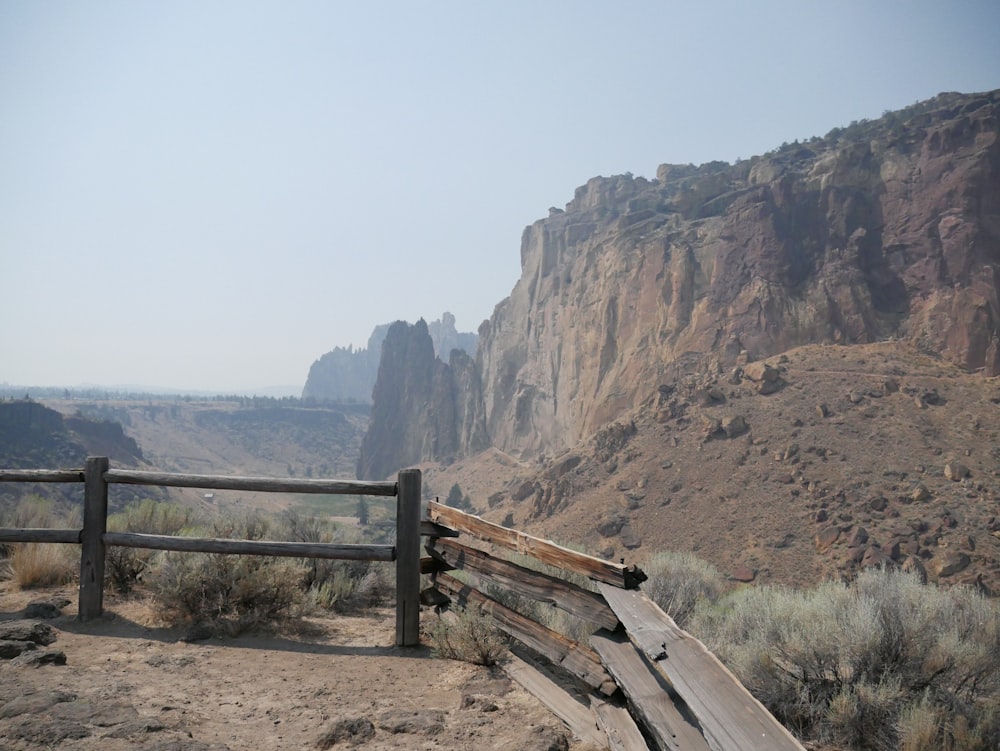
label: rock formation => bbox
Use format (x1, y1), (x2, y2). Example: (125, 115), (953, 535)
(303, 313), (478, 403)
(363, 90), (1000, 468)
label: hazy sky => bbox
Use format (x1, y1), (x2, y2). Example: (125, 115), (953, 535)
(2, 1), (998, 394)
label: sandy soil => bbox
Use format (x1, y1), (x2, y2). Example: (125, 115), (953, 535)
(0, 584), (584, 751)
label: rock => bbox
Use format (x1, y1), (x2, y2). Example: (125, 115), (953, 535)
(23, 601), (64, 619)
(901, 556), (928, 583)
(10, 649), (66, 667)
(910, 484), (931, 502)
(847, 527), (869, 547)
(4, 717), (90, 745)
(848, 391), (864, 404)
(721, 414), (748, 438)
(861, 547), (894, 569)
(597, 514), (626, 537)
(730, 565), (756, 582)
(815, 527), (840, 551)
(944, 462), (970, 481)
(0, 690), (77, 718)
(816, 403), (830, 418)
(377, 709), (445, 736)
(743, 362), (778, 382)
(933, 552), (971, 577)
(0, 620), (56, 646)
(869, 496), (888, 512)
(0, 639), (37, 660)
(619, 523), (641, 549)
(316, 718), (376, 749)
(815, 509), (829, 523)
(757, 378), (783, 395)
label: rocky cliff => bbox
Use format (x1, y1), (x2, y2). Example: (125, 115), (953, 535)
(303, 313), (478, 403)
(362, 90), (1000, 469)
(473, 90), (1000, 459)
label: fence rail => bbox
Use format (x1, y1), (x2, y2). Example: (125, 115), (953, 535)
(0, 456), (421, 646)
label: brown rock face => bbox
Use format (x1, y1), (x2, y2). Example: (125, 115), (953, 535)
(366, 91), (1000, 469)
(454, 91), (1000, 461)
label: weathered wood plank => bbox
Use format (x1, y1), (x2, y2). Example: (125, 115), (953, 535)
(419, 520), (460, 538)
(428, 538), (620, 631)
(105, 468), (397, 496)
(590, 696), (652, 751)
(435, 572), (616, 695)
(590, 629), (710, 751)
(503, 649), (608, 748)
(427, 501), (645, 588)
(102, 532), (395, 561)
(0, 528), (80, 544)
(0, 468), (84, 483)
(597, 584), (806, 751)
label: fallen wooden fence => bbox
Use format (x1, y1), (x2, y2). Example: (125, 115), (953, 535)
(424, 501), (806, 751)
(0, 457), (422, 646)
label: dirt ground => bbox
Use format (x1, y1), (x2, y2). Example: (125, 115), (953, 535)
(0, 584), (584, 751)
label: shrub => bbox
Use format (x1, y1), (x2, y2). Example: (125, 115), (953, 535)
(105, 499), (195, 594)
(430, 606), (508, 666)
(642, 550), (724, 629)
(144, 513), (306, 634)
(688, 568), (1000, 750)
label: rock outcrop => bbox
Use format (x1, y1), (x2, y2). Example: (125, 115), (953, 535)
(303, 313), (478, 403)
(356, 320), (488, 480)
(363, 90), (1000, 468)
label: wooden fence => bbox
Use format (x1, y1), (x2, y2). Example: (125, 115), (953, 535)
(0, 456), (422, 646)
(423, 501), (807, 751)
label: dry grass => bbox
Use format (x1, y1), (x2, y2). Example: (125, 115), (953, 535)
(9, 542), (76, 589)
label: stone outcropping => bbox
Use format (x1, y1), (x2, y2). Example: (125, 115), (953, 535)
(363, 90), (1000, 467)
(303, 313), (477, 403)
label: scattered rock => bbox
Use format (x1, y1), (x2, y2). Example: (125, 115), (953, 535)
(619, 524), (641, 549)
(816, 403), (830, 418)
(23, 599), (69, 619)
(11, 649), (67, 667)
(861, 547), (894, 569)
(815, 527), (840, 551)
(597, 514), (627, 538)
(377, 709), (445, 736)
(910, 484), (931, 502)
(0, 690), (76, 718)
(0, 639), (37, 660)
(730, 565), (756, 582)
(4, 717), (90, 745)
(0, 620), (57, 646)
(847, 527), (869, 547)
(743, 362), (778, 382)
(721, 414), (748, 438)
(944, 462), (970, 481)
(316, 717), (376, 749)
(933, 551), (971, 577)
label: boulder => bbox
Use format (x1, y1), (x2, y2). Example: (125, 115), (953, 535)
(933, 551), (971, 577)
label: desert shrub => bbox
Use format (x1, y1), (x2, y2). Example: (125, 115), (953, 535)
(430, 606), (508, 666)
(9, 542), (77, 589)
(278, 510), (393, 614)
(642, 550), (724, 629)
(105, 499), (196, 593)
(689, 568), (1000, 750)
(145, 512), (306, 633)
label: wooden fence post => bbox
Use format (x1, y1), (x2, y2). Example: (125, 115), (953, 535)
(79, 456), (109, 621)
(395, 468), (421, 647)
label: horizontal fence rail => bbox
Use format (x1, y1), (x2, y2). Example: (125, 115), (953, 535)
(0, 457), (422, 646)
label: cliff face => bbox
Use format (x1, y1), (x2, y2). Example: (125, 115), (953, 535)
(470, 91), (1000, 459)
(360, 91), (1000, 470)
(356, 320), (488, 480)
(303, 313), (478, 403)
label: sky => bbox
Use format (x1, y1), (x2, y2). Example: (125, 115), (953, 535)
(2, 1), (998, 395)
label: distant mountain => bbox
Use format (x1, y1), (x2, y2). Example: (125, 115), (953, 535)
(302, 312), (478, 403)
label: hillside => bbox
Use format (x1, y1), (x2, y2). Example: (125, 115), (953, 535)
(423, 342), (1000, 594)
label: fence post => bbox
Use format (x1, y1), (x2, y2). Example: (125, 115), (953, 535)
(79, 456), (109, 621)
(395, 468), (421, 647)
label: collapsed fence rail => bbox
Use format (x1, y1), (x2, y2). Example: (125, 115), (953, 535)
(0, 457), (422, 646)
